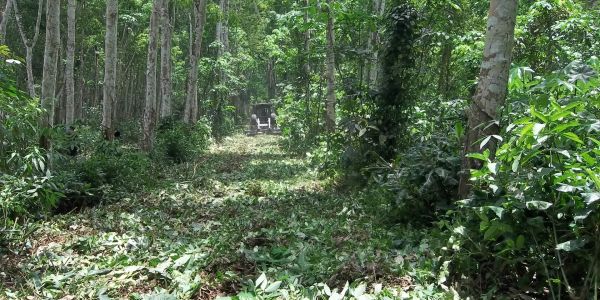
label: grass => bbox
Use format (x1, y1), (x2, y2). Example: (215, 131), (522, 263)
(0, 135), (453, 299)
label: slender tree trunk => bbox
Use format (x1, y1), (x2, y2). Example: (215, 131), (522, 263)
(438, 42), (453, 101)
(12, 0), (44, 98)
(141, 0), (162, 151)
(367, 0), (385, 90)
(183, 0), (207, 124)
(458, 0), (519, 197)
(76, 45), (84, 119)
(65, 0), (76, 125)
(267, 58), (276, 101)
(303, 0), (311, 114)
(324, 0), (336, 132)
(40, 0), (60, 149)
(0, 0), (12, 44)
(159, 0), (173, 119)
(102, 0), (118, 140)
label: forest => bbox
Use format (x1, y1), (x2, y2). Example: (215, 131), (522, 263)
(0, 0), (599, 299)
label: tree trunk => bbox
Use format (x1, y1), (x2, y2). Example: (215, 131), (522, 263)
(0, 0), (12, 45)
(183, 0), (207, 124)
(267, 58), (276, 101)
(303, 0), (311, 121)
(366, 0), (385, 90)
(12, 0), (44, 98)
(65, 0), (76, 125)
(40, 0), (60, 149)
(141, 0), (162, 151)
(458, 0), (519, 197)
(159, 0), (173, 119)
(438, 41), (453, 101)
(215, 0), (229, 56)
(102, 0), (118, 141)
(324, 0), (336, 132)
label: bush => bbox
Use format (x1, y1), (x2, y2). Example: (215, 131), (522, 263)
(374, 132), (460, 223)
(154, 118), (211, 163)
(0, 61), (63, 219)
(447, 60), (600, 298)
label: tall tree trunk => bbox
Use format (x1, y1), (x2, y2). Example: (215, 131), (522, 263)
(438, 42), (453, 101)
(366, 0), (385, 90)
(40, 0), (60, 149)
(215, 0), (229, 56)
(324, 0), (336, 132)
(267, 58), (276, 101)
(102, 0), (118, 140)
(0, 0), (12, 45)
(141, 0), (162, 151)
(458, 0), (519, 197)
(159, 0), (173, 119)
(303, 0), (311, 120)
(65, 0), (76, 125)
(76, 47), (84, 119)
(11, 0), (44, 98)
(183, 0), (207, 124)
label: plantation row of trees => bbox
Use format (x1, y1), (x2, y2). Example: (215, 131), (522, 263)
(1, 0), (599, 298)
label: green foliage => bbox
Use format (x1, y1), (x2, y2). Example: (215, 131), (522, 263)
(155, 118), (212, 163)
(376, 132), (460, 223)
(0, 63), (62, 220)
(366, 4), (420, 160)
(447, 59), (600, 298)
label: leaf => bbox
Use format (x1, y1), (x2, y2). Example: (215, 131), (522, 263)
(466, 152), (488, 161)
(557, 150), (570, 158)
(351, 283), (367, 298)
(173, 254), (191, 269)
(264, 281), (282, 293)
(530, 107), (548, 123)
(480, 136), (492, 150)
(255, 273), (267, 288)
(487, 163), (498, 175)
(526, 201), (553, 210)
(486, 206), (504, 218)
(585, 169), (600, 190)
(512, 154), (522, 172)
(562, 132), (584, 144)
(556, 239), (587, 252)
(453, 226), (466, 236)
(556, 184), (577, 193)
(142, 293), (177, 300)
(583, 193), (600, 205)
(515, 235), (525, 249)
(532, 123), (546, 137)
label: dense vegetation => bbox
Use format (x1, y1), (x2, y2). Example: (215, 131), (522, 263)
(0, 0), (599, 299)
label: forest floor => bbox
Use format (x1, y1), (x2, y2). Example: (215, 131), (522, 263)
(0, 135), (452, 300)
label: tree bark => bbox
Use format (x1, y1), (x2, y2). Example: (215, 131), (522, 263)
(102, 0), (118, 140)
(267, 58), (276, 101)
(458, 0), (519, 197)
(183, 0), (207, 124)
(40, 0), (60, 149)
(303, 0), (311, 120)
(0, 0), (12, 45)
(159, 0), (173, 119)
(11, 0), (44, 98)
(65, 0), (77, 125)
(324, 0), (336, 132)
(366, 0), (385, 90)
(141, 0), (162, 151)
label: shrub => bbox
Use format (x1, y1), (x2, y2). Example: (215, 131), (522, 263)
(0, 61), (63, 219)
(447, 60), (600, 298)
(374, 132), (460, 223)
(155, 118), (211, 163)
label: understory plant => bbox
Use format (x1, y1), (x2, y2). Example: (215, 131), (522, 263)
(447, 59), (600, 298)
(0, 57), (62, 220)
